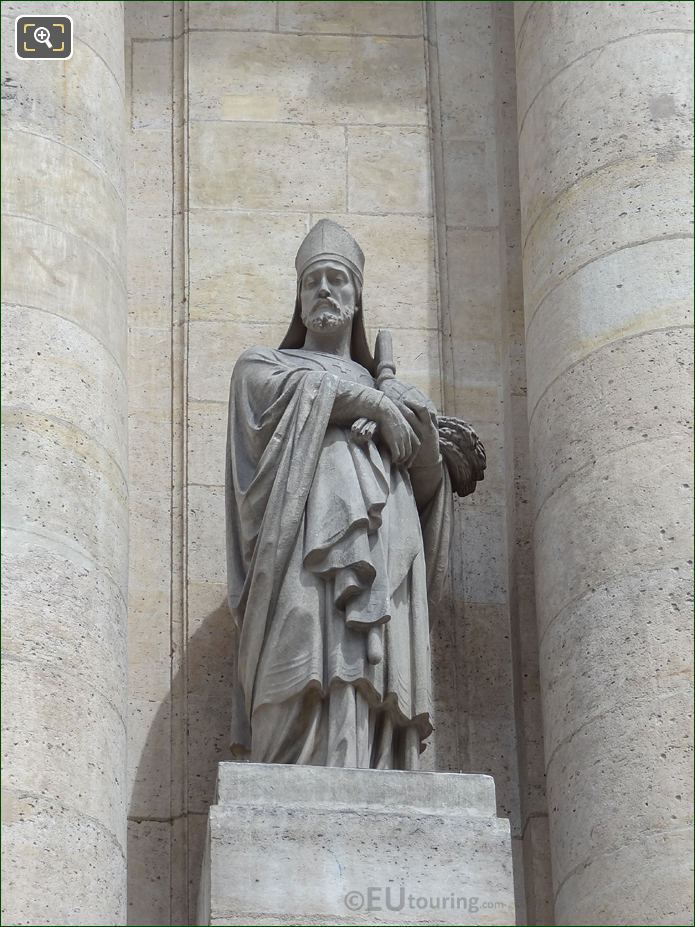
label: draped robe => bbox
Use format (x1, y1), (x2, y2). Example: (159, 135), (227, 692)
(226, 346), (452, 768)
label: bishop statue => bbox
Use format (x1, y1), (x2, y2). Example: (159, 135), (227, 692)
(225, 220), (484, 770)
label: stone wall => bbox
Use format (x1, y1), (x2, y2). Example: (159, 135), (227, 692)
(2, 2), (128, 923)
(515, 2), (694, 923)
(124, 3), (557, 923)
(125, 3), (454, 922)
(425, 4), (551, 922)
(3, 2), (691, 925)
(125, 2), (186, 923)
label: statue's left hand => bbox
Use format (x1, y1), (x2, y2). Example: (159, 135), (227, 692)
(379, 378), (437, 415)
(381, 380), (440, 469)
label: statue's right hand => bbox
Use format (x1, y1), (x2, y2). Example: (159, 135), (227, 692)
(377, 396), (420, 466)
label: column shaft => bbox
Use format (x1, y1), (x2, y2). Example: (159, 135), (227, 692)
(515, 2), (693, 923)
(1, 3), (128, 923)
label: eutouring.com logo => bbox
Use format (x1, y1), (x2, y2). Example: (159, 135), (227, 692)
(344, 887), (511, 915)
(15, 16), (73, 60)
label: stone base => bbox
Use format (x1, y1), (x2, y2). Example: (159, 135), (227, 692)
(197, 763), (515, 925)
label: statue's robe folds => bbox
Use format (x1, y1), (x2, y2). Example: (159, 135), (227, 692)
(226, 346), (452, 769)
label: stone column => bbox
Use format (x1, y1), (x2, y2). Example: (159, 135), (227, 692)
(2, 3), (128, 924)
(515, 3), (693, 924)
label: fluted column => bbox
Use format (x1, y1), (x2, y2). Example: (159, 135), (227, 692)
(515, 2), (693, 924)
(1, 3), (128, 924)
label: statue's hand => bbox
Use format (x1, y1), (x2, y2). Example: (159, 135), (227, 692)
(380, 381), (440, 470)
(376, 396), (421, 467)
(398, 397), (441, 470)
(380, 378), (437, 414)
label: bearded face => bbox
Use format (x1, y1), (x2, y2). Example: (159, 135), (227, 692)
(299, 259), (357, 333)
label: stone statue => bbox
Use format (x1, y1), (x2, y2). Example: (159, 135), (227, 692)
(226, 220), (485, 770)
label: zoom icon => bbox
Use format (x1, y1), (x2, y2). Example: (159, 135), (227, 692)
(16, 16), (73, 60)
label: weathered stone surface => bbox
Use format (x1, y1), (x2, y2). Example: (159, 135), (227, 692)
(4, 1), (125, 82)
(187, 402), (227, 487)
(189, 122), (346, 212)
(3, 790), (126, 927)
(278, 2), (423, 36)
(456, 603), (517, 826)
(444, 338), (501, 421)
(188, 210), (310, 323)
(128, 695), (172, 822)
(2, 12), (127, 924)
(456, 508), (508, 605)
(516, 1), (695, 125)
(529, 326), (693, 512)
(202, 764), (515, 926)
(4, 659), (126, 843)
(432, 2), (496, 141)
(3, 534), (126, 727)
(128, 327), (172, 414)
(125, 0), (174, 40)
(517, 815), (553, 926)
(2, 305), (127, 472)
(525, 237), (693, 412)
(131, 39), (173, 130)
(347, 127), (432, 216)
(128, 413), (171, 495)
(3, 409), (128, 594)
(128, 488), (172, 596)
(516, 5), (694, 922)
(126, 129), (173, 220)
(541, 566), (693, 768)
(2, 216), (128, 370)
(446, 229), (502, 340)
(429, 5), (547, 918)
(554, 829), (693, 927)
(1, 8), (125, 195)
(522, 151), (694, 316)
(1, 129), (126, 271)
(124, 8), (185, 921)
(188, 1), (277, 32)
(443, 139), (499, 228)
(127, 820), (171, 927)
(187, 31), (427, 125)
(188, 484), (226, 586)
(513, 2), (534, 42)
(547, 686), (692, 916)
(127, 216), (174, 327)
(519, 31), (693, 235)
(188, 320), (284, 402)
(534, 433), (692, 633)
(185, 583), (236, 815)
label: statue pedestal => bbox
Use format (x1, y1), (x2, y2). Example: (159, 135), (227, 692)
(198, 763), (515, 925)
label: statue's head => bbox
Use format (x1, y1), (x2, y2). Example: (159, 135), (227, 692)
(279, 220), (375, 374)
(299, 259), (358, 334)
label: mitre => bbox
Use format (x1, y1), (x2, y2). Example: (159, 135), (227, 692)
(294, 219), (365, 283)
(279, 220), (375, 374)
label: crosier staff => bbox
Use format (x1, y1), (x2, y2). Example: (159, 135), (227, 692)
(349, 329), (488, 665)
(350, 330), (396, 448)
(350, 330), (396, 665)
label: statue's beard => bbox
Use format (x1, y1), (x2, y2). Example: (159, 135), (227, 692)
(305, 299), (354, 331)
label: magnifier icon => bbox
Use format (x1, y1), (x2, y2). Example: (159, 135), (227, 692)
(34, 26), (52, 49)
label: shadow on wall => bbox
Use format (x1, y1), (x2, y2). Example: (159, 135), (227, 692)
(128, 594), (237, 926)
(126, 583), (495, 924)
